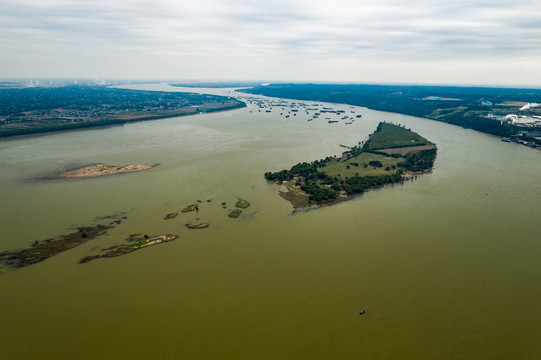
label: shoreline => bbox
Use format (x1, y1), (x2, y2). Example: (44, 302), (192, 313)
(277, 168), (431, 211)
(0, 102), (246, 139)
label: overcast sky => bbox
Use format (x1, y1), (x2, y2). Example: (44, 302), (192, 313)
(2, 0), (541, 86)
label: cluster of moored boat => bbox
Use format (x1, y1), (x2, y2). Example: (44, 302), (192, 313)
(240, 96), (362, 125)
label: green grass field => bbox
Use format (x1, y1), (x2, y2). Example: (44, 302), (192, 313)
(363, 122), (432, 150)
(322, 152), (400, 178)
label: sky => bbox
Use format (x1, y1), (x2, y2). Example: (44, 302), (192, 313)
(2, 0), (541, 86)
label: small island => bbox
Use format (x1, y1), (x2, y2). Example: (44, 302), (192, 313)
(235, 200), (250, 209)
(80, 234), (177, 263)
(54, 163), (158, 179)
(228, 209), (242, 218)
(164, 212), (178, 219)
(185, 223), (210, 229)
(0, 218), (123, 269)
(265, 122), (437, 208)
(182, 204), (198, 213)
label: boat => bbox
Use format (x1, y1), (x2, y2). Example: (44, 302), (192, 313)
(328, 120), (338, 123)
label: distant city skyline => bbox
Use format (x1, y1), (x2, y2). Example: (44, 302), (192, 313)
(2, 0), (541, 86)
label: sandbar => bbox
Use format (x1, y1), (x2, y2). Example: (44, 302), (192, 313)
(54, 163), (159, 179)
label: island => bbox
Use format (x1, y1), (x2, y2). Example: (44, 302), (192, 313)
(265, 122), (437, 208)
(228, 200), (251, 218)
(0, 217), (123, 269)
(53, 163), (159, 179)
(185, 223), (210, 229)
(164, 212), (178, 219)
(181, 204), (198, 213)
(79, 234), (177, 263)
(235, 200), (250, 208)
(228, 210), (242, 218)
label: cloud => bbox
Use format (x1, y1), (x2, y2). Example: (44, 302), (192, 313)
(1, 0), (540, 85)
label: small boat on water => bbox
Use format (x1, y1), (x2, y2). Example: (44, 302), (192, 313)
(328, 120), (338, 123)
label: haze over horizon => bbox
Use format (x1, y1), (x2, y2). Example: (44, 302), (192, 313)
(2, 0), (541, 87)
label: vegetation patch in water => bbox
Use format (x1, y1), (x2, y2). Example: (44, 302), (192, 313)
(164, 212), (178, 219)
(182, 204), (198, 213)
(228, 209), (242, 218)
(0, 219), (122, 269)
(185, 223), (209, 229)
(79, 234), (177, 263)
(235, 200), (250, 208)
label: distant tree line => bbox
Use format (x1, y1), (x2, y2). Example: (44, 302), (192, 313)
(0, 85), (245, 137)
(0, 86), (245, 117)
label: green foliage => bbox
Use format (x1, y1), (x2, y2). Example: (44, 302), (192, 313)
(398, 148), (437, 172)
(235, 200), (250, 208)
(363, 122), (431, 150)
(368, 160), (383, 168)
(182, 204), (198, 212)
(264, 161), (329, 182)
(337, 173), (403, 195)
(301, 183), (337, 202)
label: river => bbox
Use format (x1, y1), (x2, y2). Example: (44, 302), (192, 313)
(0, 84), (540, 359)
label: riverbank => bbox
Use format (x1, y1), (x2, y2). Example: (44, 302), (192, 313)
(0, 85), (246, 138)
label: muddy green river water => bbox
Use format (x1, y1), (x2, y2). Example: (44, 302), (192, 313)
(1, 84), (540, 359)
